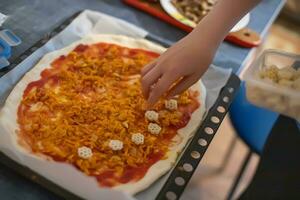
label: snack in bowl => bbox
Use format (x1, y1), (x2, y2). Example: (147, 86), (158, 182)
(171, 0), (217, 24)
(246, 59), (300, 120)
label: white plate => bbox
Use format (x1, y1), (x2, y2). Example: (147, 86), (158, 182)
(160, 0), (250, 32)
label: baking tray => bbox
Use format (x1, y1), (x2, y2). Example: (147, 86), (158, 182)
(0, 11), (240, 200)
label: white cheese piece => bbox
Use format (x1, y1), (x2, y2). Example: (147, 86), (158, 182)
(96, 87), (106, 93)
(148, 123), (161, 135)
(145, 110), (159, 121)
(29, 102), (44, 112)
(78, 146), (93, 159)
(109, 140), (123, 151)
(131, 133), (144, 145)
(122, 121), (129, 129)
(165, 99), (178, 110)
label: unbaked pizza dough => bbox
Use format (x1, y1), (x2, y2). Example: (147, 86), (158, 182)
(0, 34), (206, 195)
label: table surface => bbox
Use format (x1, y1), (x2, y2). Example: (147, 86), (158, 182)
(0, 0), (284, 199)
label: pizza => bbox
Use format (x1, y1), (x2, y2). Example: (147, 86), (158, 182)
(0, 34), (206, 194)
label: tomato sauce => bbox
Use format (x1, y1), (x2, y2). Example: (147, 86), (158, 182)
(18, 42), (201, 188)
(95, 92), (199, 187)
(74, 44), (88, 53)
(96, 151), (164, 187)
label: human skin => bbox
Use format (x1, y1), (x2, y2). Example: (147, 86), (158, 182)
(141, 0), (261, 106)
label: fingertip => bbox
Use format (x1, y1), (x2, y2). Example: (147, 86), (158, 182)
(166, 92), (177, 100)
(141, 60), (157, 76)
(147, 93), (157, 108)
(146, 102), (153, 110)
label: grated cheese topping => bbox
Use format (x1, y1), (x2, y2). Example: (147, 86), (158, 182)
(17, 42), (198, 187)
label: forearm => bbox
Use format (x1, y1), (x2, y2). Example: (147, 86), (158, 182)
(191, 0), (261, 50)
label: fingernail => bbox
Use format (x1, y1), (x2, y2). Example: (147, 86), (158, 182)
(147, 98), (154, 109)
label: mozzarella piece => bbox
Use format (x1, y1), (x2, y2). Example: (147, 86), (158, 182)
(165, 99), (178, 110)
(131, 133), (144, 145)
(29, 102), (44, 112)
(122, 121), (129, 129)
(109, 140), (123, 151)
(78, 146), (93, 159)
(148, 123), (161, 135)
(145, 110), (159, 121)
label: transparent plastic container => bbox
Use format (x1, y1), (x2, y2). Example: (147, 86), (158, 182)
(244, 49), (300, 120)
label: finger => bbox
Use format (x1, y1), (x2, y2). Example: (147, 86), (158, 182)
(141, 60), (157, 76)
(141, 66), (161, 98)
(148, 72), (180, 106)
(167, 75), (198, 98)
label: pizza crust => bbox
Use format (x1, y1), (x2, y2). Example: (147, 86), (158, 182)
(0, 34), (206, 195)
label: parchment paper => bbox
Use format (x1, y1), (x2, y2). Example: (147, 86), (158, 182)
(0, 10), (231, 200)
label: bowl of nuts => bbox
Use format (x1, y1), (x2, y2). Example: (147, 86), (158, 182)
(160, 0), (250, 32)
(244, 50), (300, 120)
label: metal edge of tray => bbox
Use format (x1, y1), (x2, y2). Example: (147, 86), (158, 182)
(156, 74), (240, 200)
(0, 10), (241, 200)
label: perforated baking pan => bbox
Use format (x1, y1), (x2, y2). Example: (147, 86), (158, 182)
(0, 11), (240, 200)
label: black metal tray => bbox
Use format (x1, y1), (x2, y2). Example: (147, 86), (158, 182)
(0, 11), (240, 200)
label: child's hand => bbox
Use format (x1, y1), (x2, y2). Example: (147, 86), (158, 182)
(141, 33), (215, 106)
(141, 0), (261, 106)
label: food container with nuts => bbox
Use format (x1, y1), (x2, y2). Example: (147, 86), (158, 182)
(244, 50), (300, 120)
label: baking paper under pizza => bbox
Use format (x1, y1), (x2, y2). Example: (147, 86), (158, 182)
(0, 34), (206, 194)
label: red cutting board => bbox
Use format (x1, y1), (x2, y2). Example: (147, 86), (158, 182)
(123, 0), (261, 48)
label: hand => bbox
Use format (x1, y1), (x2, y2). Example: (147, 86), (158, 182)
(141, 32), (216, 106)
(140, 0), (261, 107)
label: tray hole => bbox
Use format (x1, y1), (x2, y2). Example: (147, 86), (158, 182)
(31, 175), (37, 181)
(211, 116), (220, 124)
(198, 138), (208, 147)
(217, 106), (226, 113)
(191, 151), (201, 159)
(166, 191), (177, 200)
(183, 163), (194, 172)
(223, 96), (229, 103)
(175, 177), (185, 186)
(228, 87), (234, 93)
(204, 127), (214, 135)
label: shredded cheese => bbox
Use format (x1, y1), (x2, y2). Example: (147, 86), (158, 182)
(17, 42), (195, 186)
